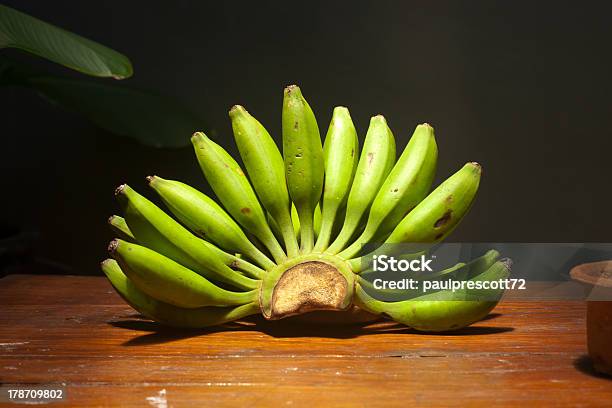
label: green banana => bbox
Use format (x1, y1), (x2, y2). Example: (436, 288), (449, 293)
(338, 123), (437, 259)
(355, 259), (510, 331)
(202, 243), (264, 280)
(326, 115), (396, 255)
(313, 106), (359, 252)
(108, 239), (258, 308)
(291, 203), (300, 237)
(313, 202), (322, 238)
(102, 259), (260, 328)
(385, 162), (482, 245)
(102, 85), (505, 331)
(282, 85), (324, 253)
(116, 184), (259, 290)
(230, 105), (299, 258)
(108, 215), (134, 241)
(289, 201), (322, 242)
(147, 176), (274, 270)
(192, 132), (286, 263)
(456, 249), (500, 280)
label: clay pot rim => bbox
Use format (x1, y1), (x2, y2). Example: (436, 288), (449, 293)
(570, 261), (612, 288)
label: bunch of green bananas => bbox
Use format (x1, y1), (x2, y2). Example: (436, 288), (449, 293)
(102, 85), (510, 332)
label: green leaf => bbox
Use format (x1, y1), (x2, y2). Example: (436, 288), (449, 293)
(0, 4), (132, 79)
(28, 76), (204, 148)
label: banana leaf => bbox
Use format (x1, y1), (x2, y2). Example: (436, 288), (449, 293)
(0, 4), (132, 79)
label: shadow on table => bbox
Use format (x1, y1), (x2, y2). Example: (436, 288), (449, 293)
(109, 312), (513, 346)
(573, 355), (612, 380)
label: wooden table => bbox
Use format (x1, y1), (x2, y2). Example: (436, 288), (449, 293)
(1, 274), (610, 407)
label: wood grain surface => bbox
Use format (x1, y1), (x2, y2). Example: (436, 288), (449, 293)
(0, 274), (610, 407)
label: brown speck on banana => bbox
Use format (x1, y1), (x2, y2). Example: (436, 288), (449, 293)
(434, 210), (452, 228)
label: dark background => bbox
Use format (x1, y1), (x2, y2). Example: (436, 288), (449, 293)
(1, 1), (611, 275)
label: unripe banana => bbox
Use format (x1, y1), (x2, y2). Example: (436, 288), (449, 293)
(282, 85), (324, 252)
(313, 202), (322, 238)
(338, 123), (437, 259)
(147, 176), (274, 270)
(291, 202), (300, 236)
(113, 200), (262, 277)
(347, 163), (482, 271)
(102, 259), (260, 328)
(204, 244), (264, 280)
(108, 239), (258, 308)
(116, 184), (259, 290)
(385, 162), (482, 245)
(458, 249), (500, 280)
(108, 215), (134, 241)
(313, 106), (359, 252)
(289, 202), (322, 242)
(230, 105), (299, 258)
(101, 85), (499, 331)
(355, 259), (510, 331)
(326, 115), (396, 255)
(191, 132), (286, 263)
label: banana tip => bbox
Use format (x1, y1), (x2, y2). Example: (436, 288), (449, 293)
(371, 114), (386, 123)
(191, 131), (207, 143)
(469, 162), (482, 173)
(145, 175), (156, 185)
(229, 105), (245, 116)
(284, 84), (300, 95)
(419, 122), (434, 131)
(107, 239), (119, 254)
(114, 184), (126, 196)
(107, 215), (116, 224)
